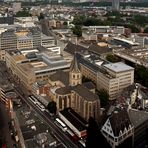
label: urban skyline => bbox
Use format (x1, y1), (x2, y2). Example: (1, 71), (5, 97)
(0, 1), (148, 148)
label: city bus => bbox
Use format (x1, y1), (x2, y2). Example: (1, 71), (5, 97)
(36, 102), (45, 112)
(28, 96), (38, 104)
(54, 118), (67, 132)
(29, 96), (45, 111)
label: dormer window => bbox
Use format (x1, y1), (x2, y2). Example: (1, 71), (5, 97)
(119, 130), (122, 136)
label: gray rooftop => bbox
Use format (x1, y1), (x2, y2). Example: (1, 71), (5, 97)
(74, 85), (100, 102)
(104, 62), (134, 73)
(129, 109), (148, 128)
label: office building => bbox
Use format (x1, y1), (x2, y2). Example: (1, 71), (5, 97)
(112, 0), (120, 11)
(71, 53), (134, 100)
(5, 48), (70, 90)
(97, 62), (134, 100)
(0, 30), (17, 50)
(30, 27), (41, 48)
(17, 35), (33, 49)
(41, 34), (55, 47)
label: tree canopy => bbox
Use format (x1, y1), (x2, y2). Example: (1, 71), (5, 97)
(15, 10), (31, 17)
(135, 65), (148, 88)
(144, 27), (148, 33)
(97, 89), (109, 107)
(38, 13), (45, 21)
(72, 25), (82, 37)
(134, 15), (148, 27)
(106, 54), (121, 63)
(124, 24), (140, 33)
(47, 101), (57, 115)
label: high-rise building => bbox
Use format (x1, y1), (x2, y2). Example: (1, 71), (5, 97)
(112, 0), (120, 11)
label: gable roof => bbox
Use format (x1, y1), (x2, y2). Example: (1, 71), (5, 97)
(59, 107), (88, 132)
(49, 70), (69, 86)
(82, 82), (95, 90)
(55, 86), (71, 95)
(109, 109), (132, 137)
(70, 53), (81, 73)
(88, 44), (112, 55)
(64, 42), (87, 55)
(74, 84), (100, 102)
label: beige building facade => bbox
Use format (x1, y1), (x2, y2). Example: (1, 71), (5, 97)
(97, 62), (134, 100)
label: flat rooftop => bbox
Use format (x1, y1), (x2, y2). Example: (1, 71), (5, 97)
(14, 103), (57, 147)
(59, 108), (88, 131)
(129, 109), (148, 128)
(18, 63), (34, 74)
(104, 62), (134, 73)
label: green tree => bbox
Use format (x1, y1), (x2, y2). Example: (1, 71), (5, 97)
(47, 101), (57, 114)
(134, 15), (148, 26)
(63, 21), (67, 26)
(38, 13), (44, 21)
(98, 89), (109, 106)
(106, 54), (120, 63)
(82, 76), (91, 83)
(72, 25), (82, 37)
(15, 10), (30, 17)
(144, 27), (148, 33)
(83, 18), (103, 26)
(135, 65), (148, 87)
(72, 15), (86, 25)
(124, 24), (140, 33)
(105, 11), (121, 17)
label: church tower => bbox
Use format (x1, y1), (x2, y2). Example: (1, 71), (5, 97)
(69, 53), (82, 86)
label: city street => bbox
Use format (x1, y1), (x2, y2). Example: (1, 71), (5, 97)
(1, 61), (78, 148)
(14, 89), (78, 148)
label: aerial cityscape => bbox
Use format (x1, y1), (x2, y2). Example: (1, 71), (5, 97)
(0, 0), (148, 148)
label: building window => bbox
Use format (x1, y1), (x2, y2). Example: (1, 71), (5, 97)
(73, 75), (75, 78)
(59, 96), (62, 109)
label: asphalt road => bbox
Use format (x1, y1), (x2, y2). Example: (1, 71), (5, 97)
(15, 90), (78, 148)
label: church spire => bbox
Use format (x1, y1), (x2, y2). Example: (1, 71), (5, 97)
(70, 52), (80, 73)
(69, 53), (82, 86)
